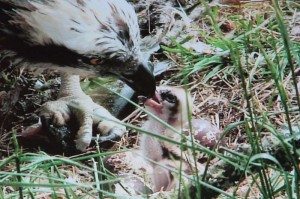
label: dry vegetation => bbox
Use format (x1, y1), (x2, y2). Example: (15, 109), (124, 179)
(1, 0), (300, 198)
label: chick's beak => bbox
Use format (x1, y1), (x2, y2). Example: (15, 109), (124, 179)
(139, 91), (163, 114)
(120, 63), (156, 98)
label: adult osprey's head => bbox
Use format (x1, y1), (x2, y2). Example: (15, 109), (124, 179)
(0, 0), (156, 97)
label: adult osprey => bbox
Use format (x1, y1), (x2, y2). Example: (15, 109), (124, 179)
(0, 0), (156, 151)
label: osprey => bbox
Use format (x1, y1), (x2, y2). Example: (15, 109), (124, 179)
(0, 0), (156, 151)
(141, 86), (205, 192)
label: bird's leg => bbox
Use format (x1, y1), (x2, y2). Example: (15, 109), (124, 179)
(58, 73), (86, 98)
(39, 73), (126, 152)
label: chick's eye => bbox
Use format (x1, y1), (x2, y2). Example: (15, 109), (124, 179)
(161, 90), (177, 103)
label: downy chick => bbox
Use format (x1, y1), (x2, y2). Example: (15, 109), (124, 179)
(141, 86), (203, 192)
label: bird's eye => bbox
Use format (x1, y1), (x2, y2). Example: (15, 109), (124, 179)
(89, 58), (103, 65)
(161, 90), (177, 104)
(81, 57), (103, 65)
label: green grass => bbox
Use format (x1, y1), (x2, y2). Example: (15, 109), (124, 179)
(2, 0), (300, 198)
(158, 0), (300, 198)
(0, 142), (122, 198)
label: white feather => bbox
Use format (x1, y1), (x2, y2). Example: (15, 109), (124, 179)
(17, 0), (140, 59)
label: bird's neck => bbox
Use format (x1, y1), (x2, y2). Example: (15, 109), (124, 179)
(147, 116), (186, 132)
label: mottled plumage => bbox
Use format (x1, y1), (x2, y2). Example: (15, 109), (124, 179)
(0, 0), (155, 94)
(0, 0), (156, 151)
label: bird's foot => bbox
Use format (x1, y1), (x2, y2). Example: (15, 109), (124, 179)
(24, 94), (126, 152)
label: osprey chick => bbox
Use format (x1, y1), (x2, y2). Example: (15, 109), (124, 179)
(0, 0), (156, 151)
(141, 86), (204, 192)
(141, 86), (223, 192)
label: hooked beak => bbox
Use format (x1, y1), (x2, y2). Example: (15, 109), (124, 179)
(120, 63), (156, 98)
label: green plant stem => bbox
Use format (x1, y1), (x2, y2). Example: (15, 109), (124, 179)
(12, 133), (23, 198)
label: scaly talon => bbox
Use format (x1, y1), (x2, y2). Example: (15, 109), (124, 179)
(37, 75), (127, 152)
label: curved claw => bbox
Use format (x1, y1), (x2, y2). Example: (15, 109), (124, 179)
(92, 127), (125, 143)
(37, 97), (127, 152)
(31, 73), (129, 152)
